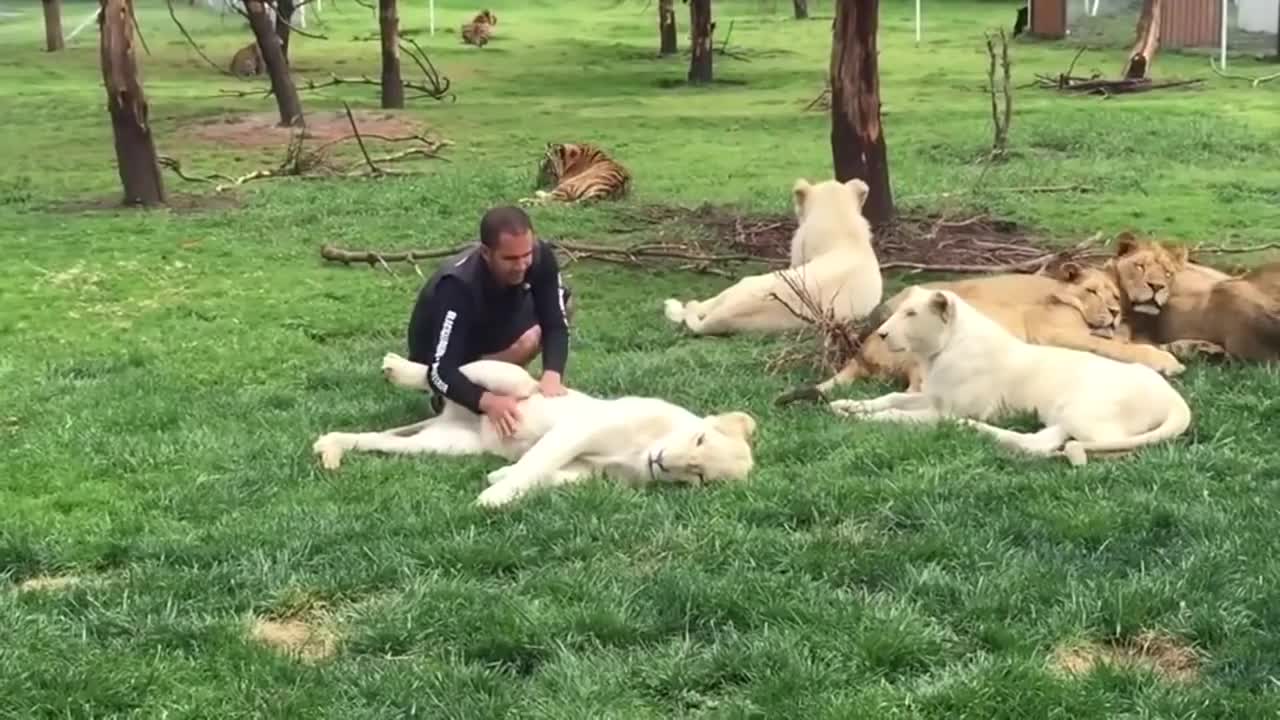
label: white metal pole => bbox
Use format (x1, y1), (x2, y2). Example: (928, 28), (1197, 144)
(915, 0), (921, 44)
(430, 0), (435, 35)
(1220, 0), (1228, 69)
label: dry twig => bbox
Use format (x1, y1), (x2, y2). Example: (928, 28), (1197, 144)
(167, 0), (235, 77)
(1208, 57), (1280, 87)
(984, 28), (1012, 159)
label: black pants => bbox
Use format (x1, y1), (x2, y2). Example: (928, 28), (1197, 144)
(407, 285), (573, 409)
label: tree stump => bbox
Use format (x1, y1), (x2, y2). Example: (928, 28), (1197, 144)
(688, 0), (713, 84)
(43, 0), (64, 51)
(659, 0), (678, 55)
(98, 0), (165, 206)
(794, 0), (808, 20)
(379, 0), (404, 108)
(829, 0), (894, 227)
(1123, 0), (1162, 80)
(244, 0), (303, 127)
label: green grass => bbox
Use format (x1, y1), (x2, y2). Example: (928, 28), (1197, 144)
(4, 0), (1280, 716)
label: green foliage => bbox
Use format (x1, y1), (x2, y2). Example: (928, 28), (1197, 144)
(3, 0), (1280, 716)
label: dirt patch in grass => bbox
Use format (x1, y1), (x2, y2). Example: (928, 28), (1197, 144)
(180, 110), (427, 149)
(1051, 631), (1201, 684)
(45, 191), (246, 215)
(16, 575), (81, 592)
(608, 203), (1081, 274)
(250, 615), (339, 663)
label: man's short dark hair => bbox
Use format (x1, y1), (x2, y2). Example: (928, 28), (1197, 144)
(479, 206), (534, 248)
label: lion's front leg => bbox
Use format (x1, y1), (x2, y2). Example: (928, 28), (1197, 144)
(829, 391), (932, 417)
(475, 421), (615, 507)
(1037, 328), (1185, 377)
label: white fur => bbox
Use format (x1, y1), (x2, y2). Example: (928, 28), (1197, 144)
(829, 287), (1192, 466)
(662, 177), (883, 335)
(312, 354), (758, 507)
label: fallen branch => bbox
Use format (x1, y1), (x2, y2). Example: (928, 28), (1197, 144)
(161, 115), (450, 191)
(216, 39), (454, 102)
(1208, 56), (1280, 87)
(1191, 241), (1280, 256)
(1036, 73), (1204, 96)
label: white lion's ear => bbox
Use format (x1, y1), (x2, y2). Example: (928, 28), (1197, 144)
(709, 411), (757, 442)
(792, 178), (811, 215)
(845, 177), (870, 208)
(928, 291), (952, 322)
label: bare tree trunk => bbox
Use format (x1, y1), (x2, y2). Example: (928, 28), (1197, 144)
(688, 0), (713, 84)
(659, 0), (677, 55)
(243, 0), (302, 126)
(274, 0), (295, 60)
(793, 0), (808, 20)
(1122, 0), (1162, 80)
(98, 0), (165, 206)
(830, 0), (894, 227)
(43, 0), (65, 51)
(378, 0), (404, 108)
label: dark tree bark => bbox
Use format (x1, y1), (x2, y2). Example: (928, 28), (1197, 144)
(659, 0), (677, 55)
(1122, 0), (1162, 80)
(687, 0), (713, 84)
(43, 0), (65, 51)
(243, 0), (303, 126)
(274, 0), (295, 60)
(98, 0), (165, 206)
(793, 0), (808, 20)
(378, 0), (404, 108)
(830, 0), (894, 227)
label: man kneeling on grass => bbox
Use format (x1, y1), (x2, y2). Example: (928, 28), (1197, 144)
(405, 205), (576, 437)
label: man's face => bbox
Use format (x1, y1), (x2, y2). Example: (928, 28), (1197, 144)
(481, 229), (535, 286)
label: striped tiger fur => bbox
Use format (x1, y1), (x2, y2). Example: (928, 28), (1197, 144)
(523, 142), (631, 205)
(460, 9), (496, 47)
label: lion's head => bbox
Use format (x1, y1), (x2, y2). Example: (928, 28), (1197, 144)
(646, 411), (757, 485)
(1053, 261), (1125, 337)
(1107, 232), (1188, 315)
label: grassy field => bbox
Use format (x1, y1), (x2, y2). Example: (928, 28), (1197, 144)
(4, 0), (1280, 716)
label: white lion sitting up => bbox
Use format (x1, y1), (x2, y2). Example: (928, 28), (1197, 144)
(829, 287), (1191, 466)
(312, 354), (759, 508)
(662, 177), (882, 335)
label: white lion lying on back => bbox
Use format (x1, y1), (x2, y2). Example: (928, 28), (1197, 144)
(312, 354), (758, 507)
(830, 287), (1192, 466)
(662, 177), (883, 335)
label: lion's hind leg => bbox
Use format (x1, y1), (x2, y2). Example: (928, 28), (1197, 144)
(956, 419), (1070, 458)
(312, 419), (484, 470)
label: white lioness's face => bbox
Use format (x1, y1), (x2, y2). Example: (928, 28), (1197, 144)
(646, 411), (757, 485)
(875, 287), (953, 356)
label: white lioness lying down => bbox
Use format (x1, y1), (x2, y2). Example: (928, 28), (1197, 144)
(312, 354), (758, 507)
(662, 177), (882, 335)
(829, 287), (1191, 466)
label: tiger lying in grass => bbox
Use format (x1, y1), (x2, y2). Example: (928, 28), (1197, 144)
(461, 9), (497, 47)
(520, 142), (632, 205)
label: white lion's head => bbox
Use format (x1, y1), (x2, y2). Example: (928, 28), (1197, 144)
(645, 411), (757, 485)
(789, 177), (874, 264)
(874, 286), (958, 357)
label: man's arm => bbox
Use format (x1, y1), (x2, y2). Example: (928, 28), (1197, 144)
(529, 243), (570, 375)
(424, 278), (487, 413)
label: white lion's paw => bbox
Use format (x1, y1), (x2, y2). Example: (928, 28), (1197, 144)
(1062, 441), (1088, 467)
(829, 399), (869, 417)
(475, 480), (522, 508)
(486, 465), (514, 486)
(312, 433), (350, 470)
(663, 298), (685, 323)
(381, 353), (425, 389)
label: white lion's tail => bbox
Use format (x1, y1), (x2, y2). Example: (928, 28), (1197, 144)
(1061, 392), (1191, 466)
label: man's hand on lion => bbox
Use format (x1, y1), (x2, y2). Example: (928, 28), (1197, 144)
(539, 370), (567, 397)
(479, 392), (522, 438)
